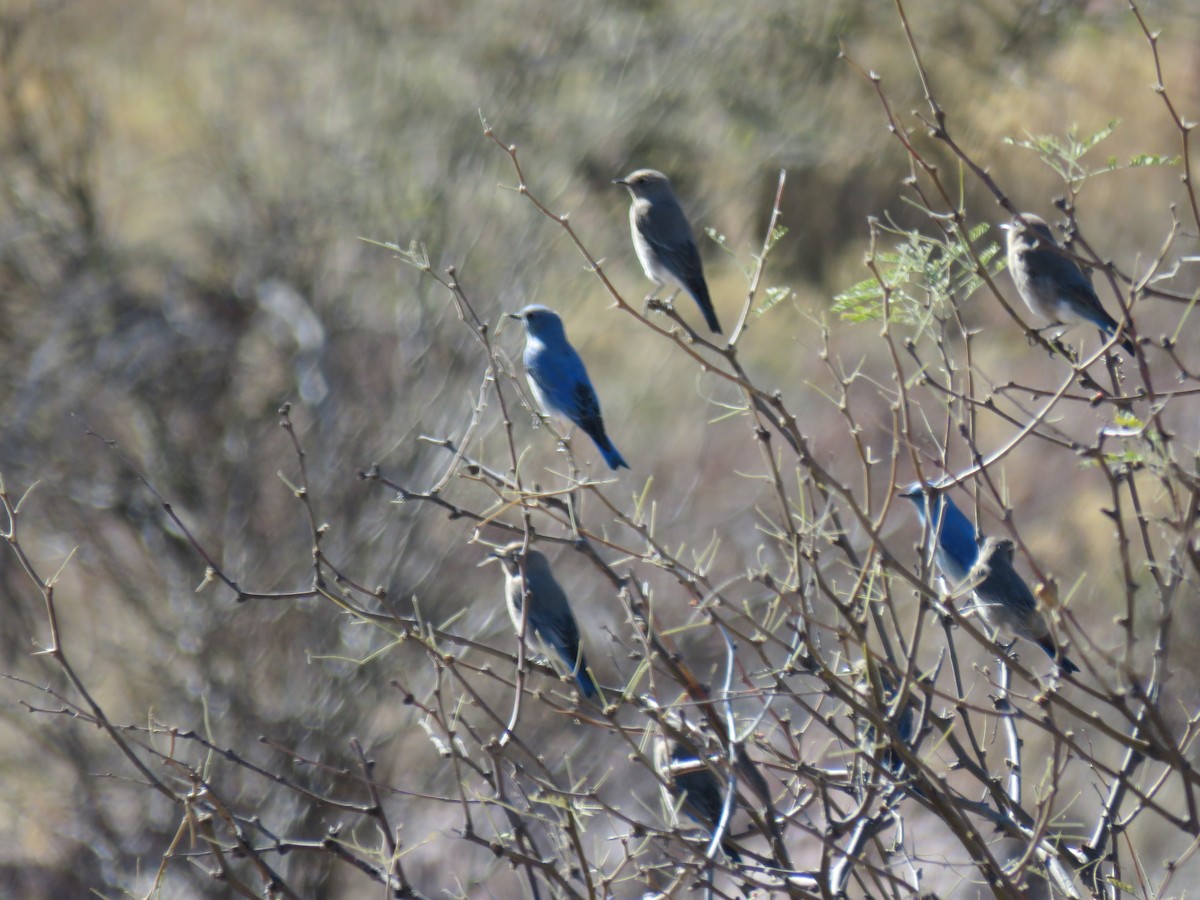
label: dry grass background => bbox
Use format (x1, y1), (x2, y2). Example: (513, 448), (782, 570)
(1, 0), (1199, 896)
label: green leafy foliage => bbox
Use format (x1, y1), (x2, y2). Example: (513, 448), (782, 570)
(833, 222), (1001, 323)
(1005, 120), (1179, 186)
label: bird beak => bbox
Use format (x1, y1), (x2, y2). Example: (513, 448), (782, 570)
(477, 553), (501, 568)
(503, 312), (523, 321)
(612, 178), (627, 187)
(998, 222), (1012, 232)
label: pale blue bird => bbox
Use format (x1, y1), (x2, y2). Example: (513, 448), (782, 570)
(487, 542), (598, 698)
(852, 663), (921, 789)
(512, 305), (629, 471)
(614, 169), (722, 334)
(901, 485), (1079, 674)
(1003, 213), (1133, 354)
(651, 711), (744, 863)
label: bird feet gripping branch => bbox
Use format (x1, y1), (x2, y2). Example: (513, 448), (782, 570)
(643, 289), (680, 319)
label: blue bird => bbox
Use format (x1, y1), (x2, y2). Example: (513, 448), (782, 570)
(614, 169), (722, 334)
(901, 485), (1079, 675)
(488, 543), (598, 698)
(513, 305), (629, 471)
(1003, 214), (1133, 354)
(653, 730), (743, 862)
(853, 663), (920, 789)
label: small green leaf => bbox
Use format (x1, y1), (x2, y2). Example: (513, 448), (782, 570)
(1128, 153), (1180, 167)
(755, 285), (792, 318)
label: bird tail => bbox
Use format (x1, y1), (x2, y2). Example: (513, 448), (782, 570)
(554, 642), (598, 698)
(591, 433), (629, 470)
(689, 283), (722, 334)
(1036, 636), (1080, 675)
(574, 664), (599, 699)
(1098, 323), (1135, 355)
(1092, 310), (1134, 354)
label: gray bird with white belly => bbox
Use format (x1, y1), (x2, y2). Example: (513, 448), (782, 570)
(1003, 213), (1133, 353)
(485, 542), (598, 698)
(614, 168), (722, 334)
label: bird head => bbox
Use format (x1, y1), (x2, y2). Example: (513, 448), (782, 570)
(974, 535), (1016, 570)
(1002, 213), (1056, 253)
(481, 541), (552, 579)
(510, 304), (566, 341)
(899, 482), (937, 522)
(612, 168), (672, 200)
(480, 541), (524, 575)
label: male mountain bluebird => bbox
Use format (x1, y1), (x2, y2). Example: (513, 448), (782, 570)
(1003, 213), (1133, 353)
(653, 726), (742, 862)
(901, 485), (1079, 674)
(487, 542), (598, 698)
(614, 169), (722, 334)
(513, 304), (629, 470)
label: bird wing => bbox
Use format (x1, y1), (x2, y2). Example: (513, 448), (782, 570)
(669, 747), (724, 826)
(974, 541), (1039, 617)
(930, 504), (979, 582)
(1023, 246), (1113, 323)
(569, 380), (607, 438)
(637, 204), (707, 293)
(526, 570), (584, 663)
(538, 609), (583, 666)
(526, 342), (590, 420)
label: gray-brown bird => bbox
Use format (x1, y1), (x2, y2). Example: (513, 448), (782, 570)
(614, 168), (722, 334)
(1003, 213), (1133, 353)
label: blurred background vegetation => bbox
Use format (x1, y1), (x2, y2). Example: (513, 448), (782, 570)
(2, 0), (1199, 895)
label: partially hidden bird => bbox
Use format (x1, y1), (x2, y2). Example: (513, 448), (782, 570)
(653, 725), (743, 862)
(1003, 213), (1133, 354)
(901, 484), (1079, 674)
(852, 663), (921, 790)
(513, 304), (628, 470)
(614, 168), (722, 334)
(486, 542), (598, 698)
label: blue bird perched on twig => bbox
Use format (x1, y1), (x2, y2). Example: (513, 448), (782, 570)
(901, 484), (1079, 675)
(614, 168), (723, 334)
(852, 662), (922, 792)
(649, 704), (746, 864)
(511, 305), (629, 471)
(484, 542), (598, 698)
(655, 737), (742, 863)
(1003, 213), (1134, 354)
